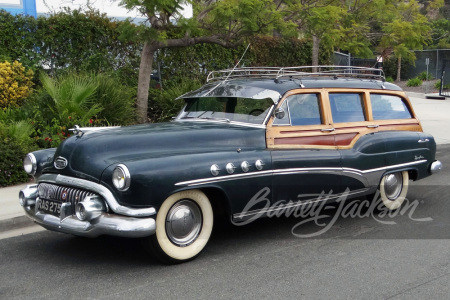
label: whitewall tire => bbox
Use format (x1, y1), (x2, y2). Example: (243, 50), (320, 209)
(147, 189), (213, 264)
(379, 171), (409, 210)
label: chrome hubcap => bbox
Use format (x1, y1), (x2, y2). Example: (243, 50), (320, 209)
(384, 173), (403, 200)
(166, 200), (202, 247)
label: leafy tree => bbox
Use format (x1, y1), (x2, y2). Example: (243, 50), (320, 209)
(430, 18), (450, 48)
(289, 1), (344, 69)
(378, 0), (431, 81)
(119, 0), (293, 123)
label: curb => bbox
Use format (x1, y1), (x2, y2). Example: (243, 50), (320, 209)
(0, 215), (35, 233)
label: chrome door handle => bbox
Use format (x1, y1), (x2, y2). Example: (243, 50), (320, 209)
(418, 139), (429, 143)
(367, 125), (379, 128)
(321, 128), (335, 132)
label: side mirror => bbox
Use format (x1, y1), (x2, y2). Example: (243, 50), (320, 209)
(274, 108), (285, 119)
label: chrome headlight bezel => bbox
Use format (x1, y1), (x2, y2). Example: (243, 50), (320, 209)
(112, 164), (131, 191)
(23, 153), (37, 175)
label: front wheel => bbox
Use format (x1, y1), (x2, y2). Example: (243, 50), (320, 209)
(379, 171), (409, 210)
(145, 189), (213, 264)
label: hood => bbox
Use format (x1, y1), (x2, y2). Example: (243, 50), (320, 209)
(51, 121), (266, 180)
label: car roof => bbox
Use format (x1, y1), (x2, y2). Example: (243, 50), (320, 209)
(180, 77), (402, 103)
(179, 66), (403, 103)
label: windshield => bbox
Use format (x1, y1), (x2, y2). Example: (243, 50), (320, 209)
(176, 97), (274, 125)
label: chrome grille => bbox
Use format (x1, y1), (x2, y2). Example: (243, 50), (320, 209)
(38, 183), (96, 204)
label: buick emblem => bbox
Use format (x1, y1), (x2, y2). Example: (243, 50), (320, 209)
(54, 156), (68, 169)
(61, 190), (68, 201)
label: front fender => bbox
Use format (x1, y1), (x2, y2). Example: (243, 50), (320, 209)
(101, 150), (273, 214)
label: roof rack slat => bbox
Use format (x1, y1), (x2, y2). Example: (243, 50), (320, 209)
(206, 66), (385, 82)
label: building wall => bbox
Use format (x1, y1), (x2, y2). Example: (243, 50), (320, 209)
(0, 0), (37, 17)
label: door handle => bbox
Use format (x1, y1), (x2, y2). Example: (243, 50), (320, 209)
(367, 125), (379, 128)
(321, 128), (335, 132)
(418, 139), (429, 143)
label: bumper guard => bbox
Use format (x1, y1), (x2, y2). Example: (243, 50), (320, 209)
(20, 185), (156, 238)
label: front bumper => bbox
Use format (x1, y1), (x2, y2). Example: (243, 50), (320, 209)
(19, 183), (156, 238)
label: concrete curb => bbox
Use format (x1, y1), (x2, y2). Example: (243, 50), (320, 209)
(0, 215), (34, 233)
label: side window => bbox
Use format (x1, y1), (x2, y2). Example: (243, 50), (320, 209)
(288, 94), (322, 126)
(329, 93), (366, 123)
(371, 94), (413, 120)
(273, 93), (322, 126)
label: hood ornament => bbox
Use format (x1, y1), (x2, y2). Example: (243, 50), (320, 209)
(69, 125), (84, 137)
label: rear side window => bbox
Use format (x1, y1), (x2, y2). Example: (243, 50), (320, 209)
(371, 94), (412, 120)
(329, 93), (366, 123)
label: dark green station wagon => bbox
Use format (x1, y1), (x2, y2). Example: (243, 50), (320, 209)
(20, 66), (442, 263)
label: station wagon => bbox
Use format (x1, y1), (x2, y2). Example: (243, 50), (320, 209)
(20, 66), (442, 263)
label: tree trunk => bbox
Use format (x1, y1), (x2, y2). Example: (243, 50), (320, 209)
(396, 56), (401, 82)
(136, 41), (155, 124)
(312, 35), (320, 72)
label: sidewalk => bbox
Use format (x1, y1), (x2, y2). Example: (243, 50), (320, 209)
(0, 92), (449, 236)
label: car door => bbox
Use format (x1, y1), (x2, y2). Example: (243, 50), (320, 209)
(266, 90), (343, 205)
(328, 91), (386, 193)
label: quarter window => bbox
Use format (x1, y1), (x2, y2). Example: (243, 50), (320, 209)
(371, 94), (412, 120)
(329, 93), (366, 123)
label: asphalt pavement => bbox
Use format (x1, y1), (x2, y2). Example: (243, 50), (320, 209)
(0, 92), (449, 238)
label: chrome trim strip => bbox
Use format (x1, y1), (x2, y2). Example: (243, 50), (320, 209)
(175, 118), (266, 129)
(176, 170), (274, 186)
(175, 160), (428, 187)
(232, 188), (369, 222)
(342, 160), (427, 175)
(37, 174), (156, 217)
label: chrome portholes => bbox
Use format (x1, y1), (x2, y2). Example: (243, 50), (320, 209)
(210, 160), (264, 177)
(210, 164), (220, 176)
(226, 163), (236, 174)
(255, 160), (265, 171)
(383, 173), (403, 200)
(241, 161), (251, 172)
(165, 200), (203, 247)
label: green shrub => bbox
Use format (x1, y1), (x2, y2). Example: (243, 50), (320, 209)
(406, 78), (422, 87)
(417, 71), (434, 81)
(148, 80), (202, 123)
(0, 115), (37, 186)
(94, 73), (136, 125)
(0, 139), (34, 187)
(435, 80), (442, 89)
(385, 76), (394, 83)
(0, 61), (34, 109)
(435, 80), (450, 90)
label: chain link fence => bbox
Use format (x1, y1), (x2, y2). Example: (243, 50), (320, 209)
(406, 49), (450, 80)
(333, 51), (378, 68)
(441, 59), (450, 97)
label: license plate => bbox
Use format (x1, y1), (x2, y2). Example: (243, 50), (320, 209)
(38, 199), (62, 217)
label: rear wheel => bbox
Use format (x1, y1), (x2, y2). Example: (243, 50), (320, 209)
(145, 189), (213, 264)
(379, 171), (409, 210)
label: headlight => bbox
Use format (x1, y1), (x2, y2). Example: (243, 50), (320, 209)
(23, 153), (37, 175)
(112, 164), (131, 191)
